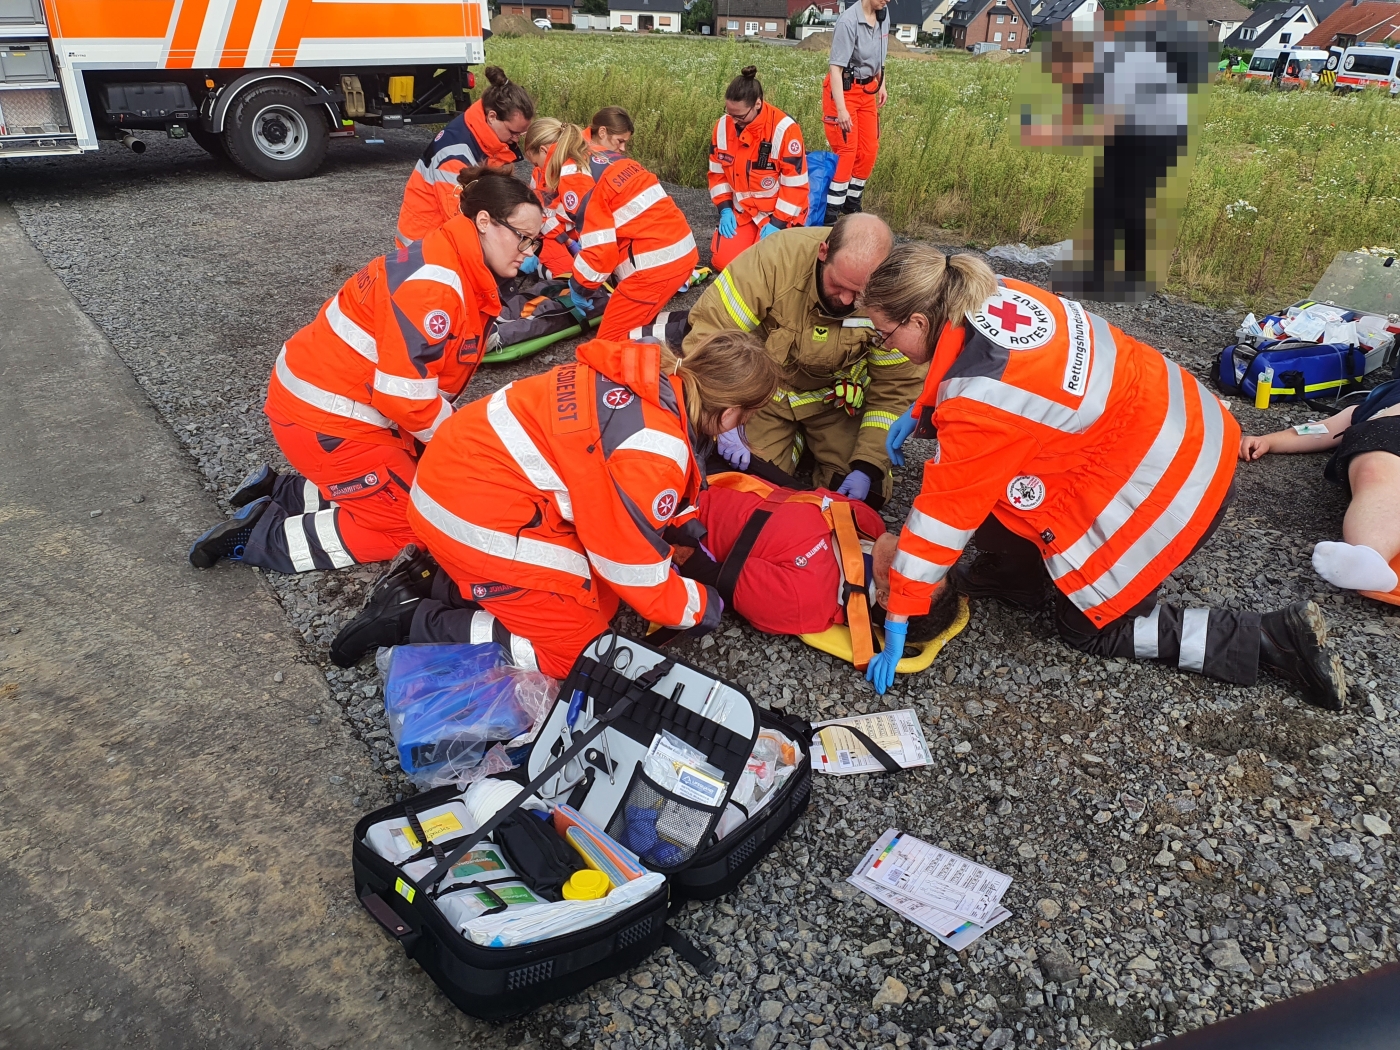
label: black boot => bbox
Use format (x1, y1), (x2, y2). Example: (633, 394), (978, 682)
(841, 196), (863, 215)
(189, 497), (270, 569)
(329, 545), (437, 668)
(953, 553), (1052, 611)
(230, 464), (278, 508)
(1258, 600), (1346, 711)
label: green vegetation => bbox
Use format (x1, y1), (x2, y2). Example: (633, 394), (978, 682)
(488, 35), (1400, 307)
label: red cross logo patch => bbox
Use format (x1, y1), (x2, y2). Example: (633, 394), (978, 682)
(423, 309), (451, 341)
(968, 289), (1055, 350)
(603, 387), (634, 410)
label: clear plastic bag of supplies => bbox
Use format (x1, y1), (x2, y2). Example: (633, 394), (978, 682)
(380, 643), (557, 790)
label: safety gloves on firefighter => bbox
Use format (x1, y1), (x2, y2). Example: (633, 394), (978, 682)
(886, 406), (917, 467)
(717, 426), (751, 470)
(759, 222), (778, 241)
(836, 469), (871, 502)
(824, 359), (869, 416)
(865, 618), (906, 695)
(518, 254), (540, 275)
(718, 207), (738, 239)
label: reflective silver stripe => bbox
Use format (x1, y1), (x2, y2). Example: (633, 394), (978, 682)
(778, 173), (808, 187)
(374, 371), (439, 400)
(274, 348), (393, 430)
(613, 183), (667, 227)
(302, 479), (321, 514)
(1132, 606), (1160, 659)
(402, 263), (465, 303)
(772, 115), (796, 143)
(326, 296), (378, 363)
(842, 317), (874, 328)
(677, 577), (701, 629)
(587, 550), (671, 588)
(1066, 385), (1227, 613)
(1178, 608), (1209, 672)
(715, 118), (728, 151)
(579, 229), (616, 249)
(708, 162), (726, 174)
(905, 509), (975, 553)
(411, 482), (592, 578)
(709, 183), (733, 201)
(409, 396), (454, 443)
(561, 162), (578, 175)
(395, 227), (412, 248)
(614, 428), (690, 474)
(1046, 363), (1188, 582)
(573, 256), (609, 285)
(509, 634), (539, 671)
(774, 198), (803, 218)
(312, 509), (354, 569)
(891, 548), (950, 585)
(487, 386), (574, 521)
(940, 312), (1118, 434)
(469, 610), (497, 645)
(283, 515), (315, 572)
(615, 234), (697, 280)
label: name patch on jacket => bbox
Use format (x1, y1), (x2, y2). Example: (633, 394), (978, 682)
(1060, 299), (1092, 396)
(328, 472), (385, 498)
(552, 363), (594, 435)
(968, 290), (1056, 350)
(457, 334), (480, 365)
(470, 582), (522, 600)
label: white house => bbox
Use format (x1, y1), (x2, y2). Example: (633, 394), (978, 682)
(1223, 2), (1319, 50)
(609, 0), (684, 31)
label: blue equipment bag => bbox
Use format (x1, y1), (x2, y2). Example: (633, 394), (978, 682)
(805, 151), (838, 226)
(1215, 338), (1368, 404)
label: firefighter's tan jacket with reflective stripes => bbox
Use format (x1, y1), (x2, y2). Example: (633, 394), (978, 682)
(682, 226), (926, 471)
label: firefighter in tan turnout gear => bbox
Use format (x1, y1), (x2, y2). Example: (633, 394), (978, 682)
(682, 215), (922, 508)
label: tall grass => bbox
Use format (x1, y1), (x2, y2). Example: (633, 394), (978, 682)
(488, 35), (1400, 307)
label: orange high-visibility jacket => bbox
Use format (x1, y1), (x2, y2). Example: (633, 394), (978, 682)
(564, 151), (697, 292)
(529, 160), (576, 278)
(408, 338), (721, 635)
(887, 278), (1239, 627)
(396, 100), (519, 246)
(708, 102), (808, 231)
(265, 214), (501, 449)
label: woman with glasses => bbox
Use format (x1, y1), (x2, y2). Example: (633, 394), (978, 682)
(189, 167), (544, 578)
(544, 124), (699, 342)
(707, 65), (809, 273)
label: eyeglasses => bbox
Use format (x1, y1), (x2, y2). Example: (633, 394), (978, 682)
(727, 101), (760, 127)
(493, 216), (544, 255)
(869, 315), (908, 349)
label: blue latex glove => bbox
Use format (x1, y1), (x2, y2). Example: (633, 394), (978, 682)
(716, 426), (750, 470)
(567, 238), (580, 256)
(566, 277), (595, 313)
(518, 254), (539, 275)
(865, 619), (907, 695)
(886, 406), (917, 468)
(836, 469), (871, 501)
(718, 207), (737, 239)
(758, 222), (779, 240)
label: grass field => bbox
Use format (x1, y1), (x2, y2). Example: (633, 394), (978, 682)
(487, 33), (1400, 309)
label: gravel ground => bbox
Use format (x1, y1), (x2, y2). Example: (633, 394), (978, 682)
(4, 131), (1398, 1050)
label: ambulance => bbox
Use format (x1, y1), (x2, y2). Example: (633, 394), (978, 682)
(1244, 46), (1328, 87)
(0, 0), (489, 179)
(1333, 44), (1400, 91)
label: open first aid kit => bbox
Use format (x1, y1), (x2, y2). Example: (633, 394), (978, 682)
(352, 632), (812, 1019)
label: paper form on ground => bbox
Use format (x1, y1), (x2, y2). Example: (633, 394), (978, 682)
(810, 709), (932, 775)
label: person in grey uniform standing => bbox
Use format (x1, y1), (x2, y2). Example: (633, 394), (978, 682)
(822, 0), (890, 220)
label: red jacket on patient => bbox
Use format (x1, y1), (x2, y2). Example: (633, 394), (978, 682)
(695, 484), (887, 636)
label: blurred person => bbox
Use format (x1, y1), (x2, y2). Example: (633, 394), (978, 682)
(708, 65), (809, 272)
(1021, 10), (1210, 302)
(1239, 378), (1400, 603)
(683, 216), (920, 510)
(329, 334), (783, 675)
(396, 66), (534, 246)
(823, 0), (889, 219)
(190, 169), (543, 579)
(868, 243), (1346, 709)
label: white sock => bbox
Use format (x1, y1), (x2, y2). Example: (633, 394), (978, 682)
(1312, 541), (1399, 591)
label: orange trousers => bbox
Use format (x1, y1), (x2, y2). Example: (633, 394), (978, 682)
(595, 252), (698, 341)
(821, 76), (881, 211)
(709, 220), (762, 273)
(540, 235), (575, 279)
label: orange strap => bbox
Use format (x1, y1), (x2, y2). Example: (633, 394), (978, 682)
(828, 500), (874, 670)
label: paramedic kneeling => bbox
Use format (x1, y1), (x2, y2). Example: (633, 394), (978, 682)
(335, 334), (783, 677)
(865, 244), (1347, 709)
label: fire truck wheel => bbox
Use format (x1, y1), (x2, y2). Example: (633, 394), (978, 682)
(223, 83), (329, 181)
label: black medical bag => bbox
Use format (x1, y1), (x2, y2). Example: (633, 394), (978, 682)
(351, 632), (811, 1020)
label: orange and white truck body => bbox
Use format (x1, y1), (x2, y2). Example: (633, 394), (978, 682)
(0, 0), (489, 178)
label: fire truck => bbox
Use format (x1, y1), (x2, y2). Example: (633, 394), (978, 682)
(0, 0), (490, 179)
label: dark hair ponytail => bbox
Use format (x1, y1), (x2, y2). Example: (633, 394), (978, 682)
(456, 165), (537, 222)
(480, 65), (536, 123)
(725, 65), (763, 106)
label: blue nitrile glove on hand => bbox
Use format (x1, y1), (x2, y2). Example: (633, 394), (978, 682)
(759, 222), (779, 240)
(865, 618), (907, 695)
(887, 406), (917, 468)
(518, 254), (539, 275)
(717, 426), (750, 470)
(567, 238), (580, 256)
(837, 469), (871, 501)
(718, 207), (737, 239)
(565, 278), (595, 323)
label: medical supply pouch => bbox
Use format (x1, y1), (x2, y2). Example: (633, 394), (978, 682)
(352, 632), (811, 1020)
(1215, 339), (1368, 404)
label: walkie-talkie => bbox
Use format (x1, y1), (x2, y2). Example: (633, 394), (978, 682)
(755, 139), (772, 169)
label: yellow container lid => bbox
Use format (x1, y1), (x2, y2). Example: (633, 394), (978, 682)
(562, 868), (611, 901)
